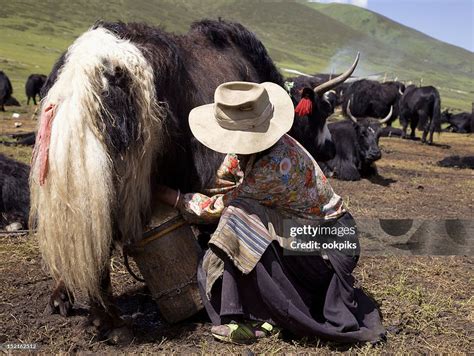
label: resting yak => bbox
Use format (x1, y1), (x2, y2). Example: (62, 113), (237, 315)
(288, 54), (360, 162)
(441, 109), (472, 133)
(0, 71), (13, 112)
(31, 19), (335, 341)
(25, 74), (47, 105)
(0, 132), (36, 146)
(321, 101), (392, 181)
(399, 85), (441, 144)
(342, 79), (405, 126)
(0, 154), (30, 229)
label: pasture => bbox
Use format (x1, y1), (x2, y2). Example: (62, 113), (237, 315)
(1, 108), (472, 354)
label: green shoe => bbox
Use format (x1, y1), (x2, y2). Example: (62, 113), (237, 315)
(211, 322), (280, 344)
(211, 323), (257, 344)
(253, 321), (281, 338)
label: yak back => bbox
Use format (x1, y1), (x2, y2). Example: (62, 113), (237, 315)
(43, 19), (285, 191)
(0, 154), (30, 228)
(400, 85), (441, 131)
(0, 71), (13, 104)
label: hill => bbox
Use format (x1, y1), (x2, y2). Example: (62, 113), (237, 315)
(0, 0), (472, 111)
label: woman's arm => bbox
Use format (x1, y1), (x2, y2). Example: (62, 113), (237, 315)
(155, 185), (181, 208)
(156, 184), (226, 224)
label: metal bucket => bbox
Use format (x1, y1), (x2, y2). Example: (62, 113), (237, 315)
(127, 203), (203, 323)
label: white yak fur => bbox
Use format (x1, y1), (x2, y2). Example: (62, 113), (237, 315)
(30, 27), (164, 302)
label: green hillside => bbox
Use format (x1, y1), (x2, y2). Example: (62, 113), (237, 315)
(0, 0), (472, 111)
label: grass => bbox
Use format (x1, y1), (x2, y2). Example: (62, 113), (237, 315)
(1, 234), (472, 353)
(0, 0), (472, 110)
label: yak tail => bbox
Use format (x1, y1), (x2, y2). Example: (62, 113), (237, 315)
(29, 27), (164, 303)
(432, 95), (442, 133)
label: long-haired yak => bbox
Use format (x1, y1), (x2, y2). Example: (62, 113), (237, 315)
(30, 19), (351, 341)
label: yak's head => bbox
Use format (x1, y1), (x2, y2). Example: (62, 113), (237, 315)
(346, 99), (393, 163)
(290, 53), (360, 161)
(441, 108), (452, 124)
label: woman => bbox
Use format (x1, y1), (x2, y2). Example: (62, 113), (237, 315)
(157, 81), (385, 344)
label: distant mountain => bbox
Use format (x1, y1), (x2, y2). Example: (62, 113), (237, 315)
(0, 0), (472, 110)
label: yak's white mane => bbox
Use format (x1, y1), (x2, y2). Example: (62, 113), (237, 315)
(30, 27), (164, 302)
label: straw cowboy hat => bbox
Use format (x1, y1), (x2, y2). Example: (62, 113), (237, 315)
(189, 81), (294, 154)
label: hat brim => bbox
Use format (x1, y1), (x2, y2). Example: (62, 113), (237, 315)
(189, 82), (294, 154)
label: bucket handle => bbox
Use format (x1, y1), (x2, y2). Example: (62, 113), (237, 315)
(123, 248), (146, 282)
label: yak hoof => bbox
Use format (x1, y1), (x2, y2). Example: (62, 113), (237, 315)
(45, 284), (74, 317)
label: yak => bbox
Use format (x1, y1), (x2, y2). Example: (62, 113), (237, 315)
(0, 154), (30, 229)
(0, 71), (13, 112)
(441, 109), (472, 133)
(288, 54), (360, 162)
(399, 85), (441, 144)
(321, 100), (392, 181)
(31, 19), (326, 342)
(437, 155), (474, 169)
(342, 79), (404, 126)
(0, 132), (36, 146)
(25, 74), (47, 105)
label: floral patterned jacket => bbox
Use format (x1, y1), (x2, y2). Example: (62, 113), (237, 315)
(181, 134), (344, 223)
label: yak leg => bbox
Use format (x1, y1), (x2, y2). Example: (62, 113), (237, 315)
(27, 97), (30, 105)
(45, 280), (74, 317)
(87, 267), (132, 344)
(400, 116), (409, 139)
(427, 116), (437, 144)
(410, 119), (418, 140)
(33, 95), (37, 106)
(419, 112), (429, 143)
(401, 124), (408, 139)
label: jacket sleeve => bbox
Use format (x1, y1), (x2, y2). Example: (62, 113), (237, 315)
(180, 192), (227, 224)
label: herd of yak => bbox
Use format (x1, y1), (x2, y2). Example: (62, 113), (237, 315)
(0, 19), (472, 234)
(0, 19), (472, 343)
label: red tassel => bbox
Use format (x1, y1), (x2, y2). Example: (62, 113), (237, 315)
(295, 97), (313, 116)
(32, 103), (55, 186)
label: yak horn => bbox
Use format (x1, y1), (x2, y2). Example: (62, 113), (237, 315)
(398, 87), (404, 95)
(314, 52), (360, 95)
(380, 106), (393, 124)
(347, 99), (358, 123)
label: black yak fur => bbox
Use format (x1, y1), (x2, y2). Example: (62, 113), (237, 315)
(1, 132), (36, 146)
(437, 155), (474, 169)
(0, 154), (30, 228)
(322, 118), (385, 181)
(342, 79), (405, 125)
(0, 71), (13, 112)
(37, 19), (287, 334)
(42, 19), (284, 193)
(5, 96), (20, 106)
(378, 126), (404, 138)
(287, 84), (336, 162)
(399, 85), (441, 144)
(441, 110), (472, 133)
(25, 74), (47, 105)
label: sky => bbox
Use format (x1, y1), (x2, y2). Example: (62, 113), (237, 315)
(310, 0), (474, 52)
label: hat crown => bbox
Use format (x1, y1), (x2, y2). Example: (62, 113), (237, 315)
(214, 82), (274, 130)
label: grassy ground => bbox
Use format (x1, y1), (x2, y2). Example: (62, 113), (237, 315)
(0, 114), (473, 353)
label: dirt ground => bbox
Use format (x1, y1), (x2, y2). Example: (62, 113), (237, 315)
(0, 110), (473, 354)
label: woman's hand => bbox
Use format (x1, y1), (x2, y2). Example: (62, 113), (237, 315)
(156, 184), (181, 208)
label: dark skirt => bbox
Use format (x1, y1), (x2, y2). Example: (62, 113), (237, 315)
(197, 213), (386, 344)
